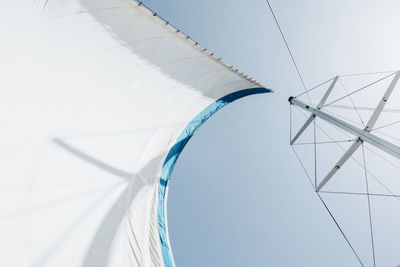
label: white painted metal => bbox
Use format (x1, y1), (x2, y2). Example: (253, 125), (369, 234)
(315, 139), (362, 191)
(365, 71), (400, 131)
(291, 72), (400, 191)
(317, 76), (339, 109)
(290, 76), (338, 145)
(290, 115), (315, 145)
(290, 97), (400, 161)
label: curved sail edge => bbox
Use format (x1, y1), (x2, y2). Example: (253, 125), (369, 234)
(158, 88), (270, 266)
(0, 1), (271, 266)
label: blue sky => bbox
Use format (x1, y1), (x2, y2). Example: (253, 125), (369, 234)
(143, 1), (400, 266)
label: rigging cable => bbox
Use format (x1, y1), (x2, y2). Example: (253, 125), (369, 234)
(266, 1), (370, 263)
(364, 145), (400, 173)
(295, 77), (334, 98)
(292, 140), (364, 266)
(325, 105), (400, 114)
(324, 72), (397, 107)
(300, 104), (400, 114)
(372, 129), (400, 144)
(339, 78), (365, 126)
(291, 146), (315, 189)
(296, 99), (400, 195)
(292, 103), (400, 265)
(293, 78), (400, 183)
(316, 192), (365, 267)
(265, 0), (311, 103)
(294, 104), (400, 204)
(361, 144), (376, 267)
(322, 109), (365, 128)
(340, 70), (398, 77)
(372, 119), (400, 131)
(290, 104), (293, 142)
(293, 140), (355, 146)
(320, 190), (400, 199)
(290, 106), (364, 266)
(314, 120), (317, 187)
(295, 71), (398, 99)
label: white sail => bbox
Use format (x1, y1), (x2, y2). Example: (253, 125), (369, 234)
(0, 1), (269, 266)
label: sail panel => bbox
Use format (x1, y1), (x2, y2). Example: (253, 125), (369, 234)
(0, 1), (269, 266)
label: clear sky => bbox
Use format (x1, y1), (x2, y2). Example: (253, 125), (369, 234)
(143, 1), (400, 266)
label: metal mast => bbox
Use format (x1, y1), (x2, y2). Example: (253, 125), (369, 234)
(289, 71), (400, 191)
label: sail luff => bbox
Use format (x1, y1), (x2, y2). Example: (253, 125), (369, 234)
(0, 1), (270, 266)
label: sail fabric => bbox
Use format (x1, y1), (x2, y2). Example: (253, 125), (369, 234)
(0, 1), (269, 266)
